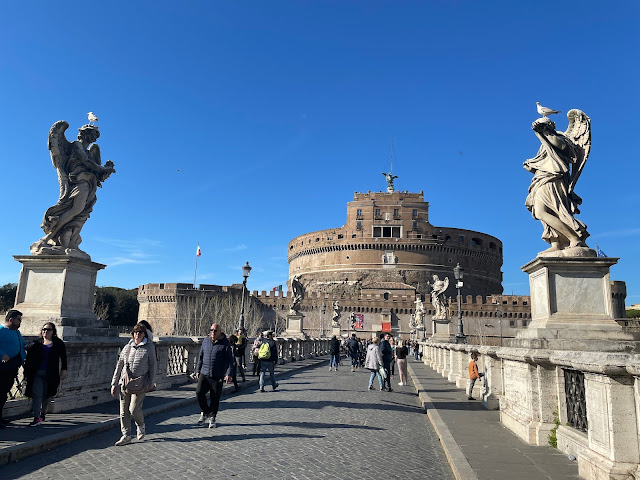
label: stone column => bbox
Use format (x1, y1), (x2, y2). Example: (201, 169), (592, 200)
(479, 346), (503, 410)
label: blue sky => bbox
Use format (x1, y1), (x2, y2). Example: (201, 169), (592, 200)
(1, 2), (639, 304)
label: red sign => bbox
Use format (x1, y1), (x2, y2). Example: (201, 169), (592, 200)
(381, 322), (391, 332)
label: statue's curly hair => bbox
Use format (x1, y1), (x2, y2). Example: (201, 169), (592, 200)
(77, 124), (100, 140)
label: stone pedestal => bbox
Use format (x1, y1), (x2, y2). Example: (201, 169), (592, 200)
(511, 257), (638, 351)
(331, 324), (341, 337)
(430, 318), (454, 343)
(13, 255), (115, 337)
(285, 313), (307, 339)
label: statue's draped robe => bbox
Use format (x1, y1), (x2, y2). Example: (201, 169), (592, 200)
(524, 133), (588, 245)
(41, 142), (99, 249)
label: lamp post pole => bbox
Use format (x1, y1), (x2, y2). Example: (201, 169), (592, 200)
(321, 304), (326, 338)
(238, 261), (252, 332)
(453, 263), (467, 344)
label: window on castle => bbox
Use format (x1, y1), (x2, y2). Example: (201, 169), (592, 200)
(459, 235), (465, 243)
(489, 242), (497, 250)
(393, 208), (399, 217)
(352, 234), (357, 238)
(412, 209), (418, 218)
(356, 221), (362, 230)
(373, 226), (401, 238)
(356, 208), (362, 217)
(413, 221), (418, 229)
(383, 292), (389, 301)
(338, 234), (344, 239)
(472, 237), (483, 246)
(375, 208), (381, 216)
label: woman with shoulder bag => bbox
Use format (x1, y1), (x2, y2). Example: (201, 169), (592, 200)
(24, 322), (67, 426)
(110, 323), (156, 446)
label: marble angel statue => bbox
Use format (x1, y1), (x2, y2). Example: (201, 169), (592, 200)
(414, 297), (426, 328)
(524, 109), (592, 256)
(31, 121), (115, 259)
(428, 275), (449, 320)
(289, 275), (304, 314)
(331, 300), (342, 327)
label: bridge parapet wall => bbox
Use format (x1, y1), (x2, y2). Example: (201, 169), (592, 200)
(420, 341), (640, 480)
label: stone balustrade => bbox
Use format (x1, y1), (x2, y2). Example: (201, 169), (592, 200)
(420, 341), (640, 480)
(5, 335), (330, 419)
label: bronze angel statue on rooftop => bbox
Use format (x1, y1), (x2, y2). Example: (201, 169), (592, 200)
(30, 120), (116, 259)
(524, 109), (592, 257)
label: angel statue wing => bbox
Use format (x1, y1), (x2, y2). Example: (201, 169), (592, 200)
(440, 276), (449, 294)
(564, 109), (591, 195)
(48, 121), (72, 201)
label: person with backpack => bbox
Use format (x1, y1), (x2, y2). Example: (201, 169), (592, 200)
(195, 323), (233, 428)
(251, 331), (264, 376)
(258, 331), (278, 392)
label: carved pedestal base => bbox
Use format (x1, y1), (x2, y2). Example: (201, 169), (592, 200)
(511, 256), (638, 351)
(13, 255), (116, 338)
(430, 319), (454, 343)
(285, 313), (307, 339)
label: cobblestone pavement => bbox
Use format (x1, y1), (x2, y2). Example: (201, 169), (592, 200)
(2, 364), (453, 480)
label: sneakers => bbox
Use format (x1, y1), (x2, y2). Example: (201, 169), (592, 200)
(137, 424), (145, 440)
(380, 387), (385, 391)
(398, 382), (404, 386)
(208, 416), (216, 429)
(40, 411), (46, 421)
(273, 383), (279, 391)
(28, 417), (43, 427)
(260, 388), (266, 392)
(368, 385), (373, 390)
(115, 435), (132, 446)
(468, 396), (475, 400)
(197, 412), (208, 425)
(387, 387), (393, 392)
(329, 367), (332, 371)
(351, 367), (355, 372)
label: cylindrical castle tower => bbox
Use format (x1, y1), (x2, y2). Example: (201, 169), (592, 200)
(288, 190), (503, 298)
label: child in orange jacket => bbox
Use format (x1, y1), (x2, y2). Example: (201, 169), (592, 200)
(468, 353), (483, 400)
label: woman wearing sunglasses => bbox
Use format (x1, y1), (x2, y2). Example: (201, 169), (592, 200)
(24, 323), (67, 426)
(110, 323), (157, 446)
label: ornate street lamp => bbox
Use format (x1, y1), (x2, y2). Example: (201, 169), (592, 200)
(453, 263), (467, 344)
(238, 261), (252, 331)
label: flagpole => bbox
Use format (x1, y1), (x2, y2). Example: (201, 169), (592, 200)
(194, 242), (199, 287)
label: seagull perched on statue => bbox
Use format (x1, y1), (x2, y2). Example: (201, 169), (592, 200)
(536, 102), (560, 117)
(87, 112), (99, 125)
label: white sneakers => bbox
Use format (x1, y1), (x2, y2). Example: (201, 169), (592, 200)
(137, 424), (145, 440)
(115, 435), (132, 446)
(208, 416), (216, 429)
(398, 382), (404, 386)
(197, 412), (208, 425)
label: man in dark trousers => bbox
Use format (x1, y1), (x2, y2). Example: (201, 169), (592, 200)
(259, 331), (279, 392)
(379, 333), (393, 392)
(346, 333), (360, 372)
(195, 323), (233, 428)
(329, 335), (341, 372)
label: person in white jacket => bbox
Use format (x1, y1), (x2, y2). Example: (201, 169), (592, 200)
(364, 337), (384, 391)
(110, 323), (157, 446)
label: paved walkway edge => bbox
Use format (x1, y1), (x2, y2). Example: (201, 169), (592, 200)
(1, 356), (329, 465)
(407, 363), (478, 480)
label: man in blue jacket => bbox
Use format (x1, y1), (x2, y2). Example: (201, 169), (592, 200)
(1, 310), (26, 427)
(195, 323), (233, 428)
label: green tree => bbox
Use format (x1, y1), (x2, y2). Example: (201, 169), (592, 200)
(0, 283), (17, 314)
(94, 286), (139, 327)
(627, 309), (640, 319)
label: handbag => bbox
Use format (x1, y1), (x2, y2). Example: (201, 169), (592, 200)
(378, 365), (387, 380)
(121, 345), (151, 394)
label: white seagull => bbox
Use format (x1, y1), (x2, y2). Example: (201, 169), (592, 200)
(87, 112), (99, 125)
(536, 102), (560, 117)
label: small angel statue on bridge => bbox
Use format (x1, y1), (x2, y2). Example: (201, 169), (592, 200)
(524, 109), (593, 257)
(331, 300), (342, 327)
(427, 275), (449, 320)
(31, 120), (116, 259)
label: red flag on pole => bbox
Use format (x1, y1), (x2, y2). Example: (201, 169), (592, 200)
(196, 244), (201, 257)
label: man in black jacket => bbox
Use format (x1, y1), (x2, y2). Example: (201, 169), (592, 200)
(346, 333), (360, 372)
(259, 331), (279, 392)
(379, 333), (393, 392)
(195, 323), (233, 428)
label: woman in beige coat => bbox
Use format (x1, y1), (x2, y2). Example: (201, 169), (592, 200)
(111, 323), (157, 446)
